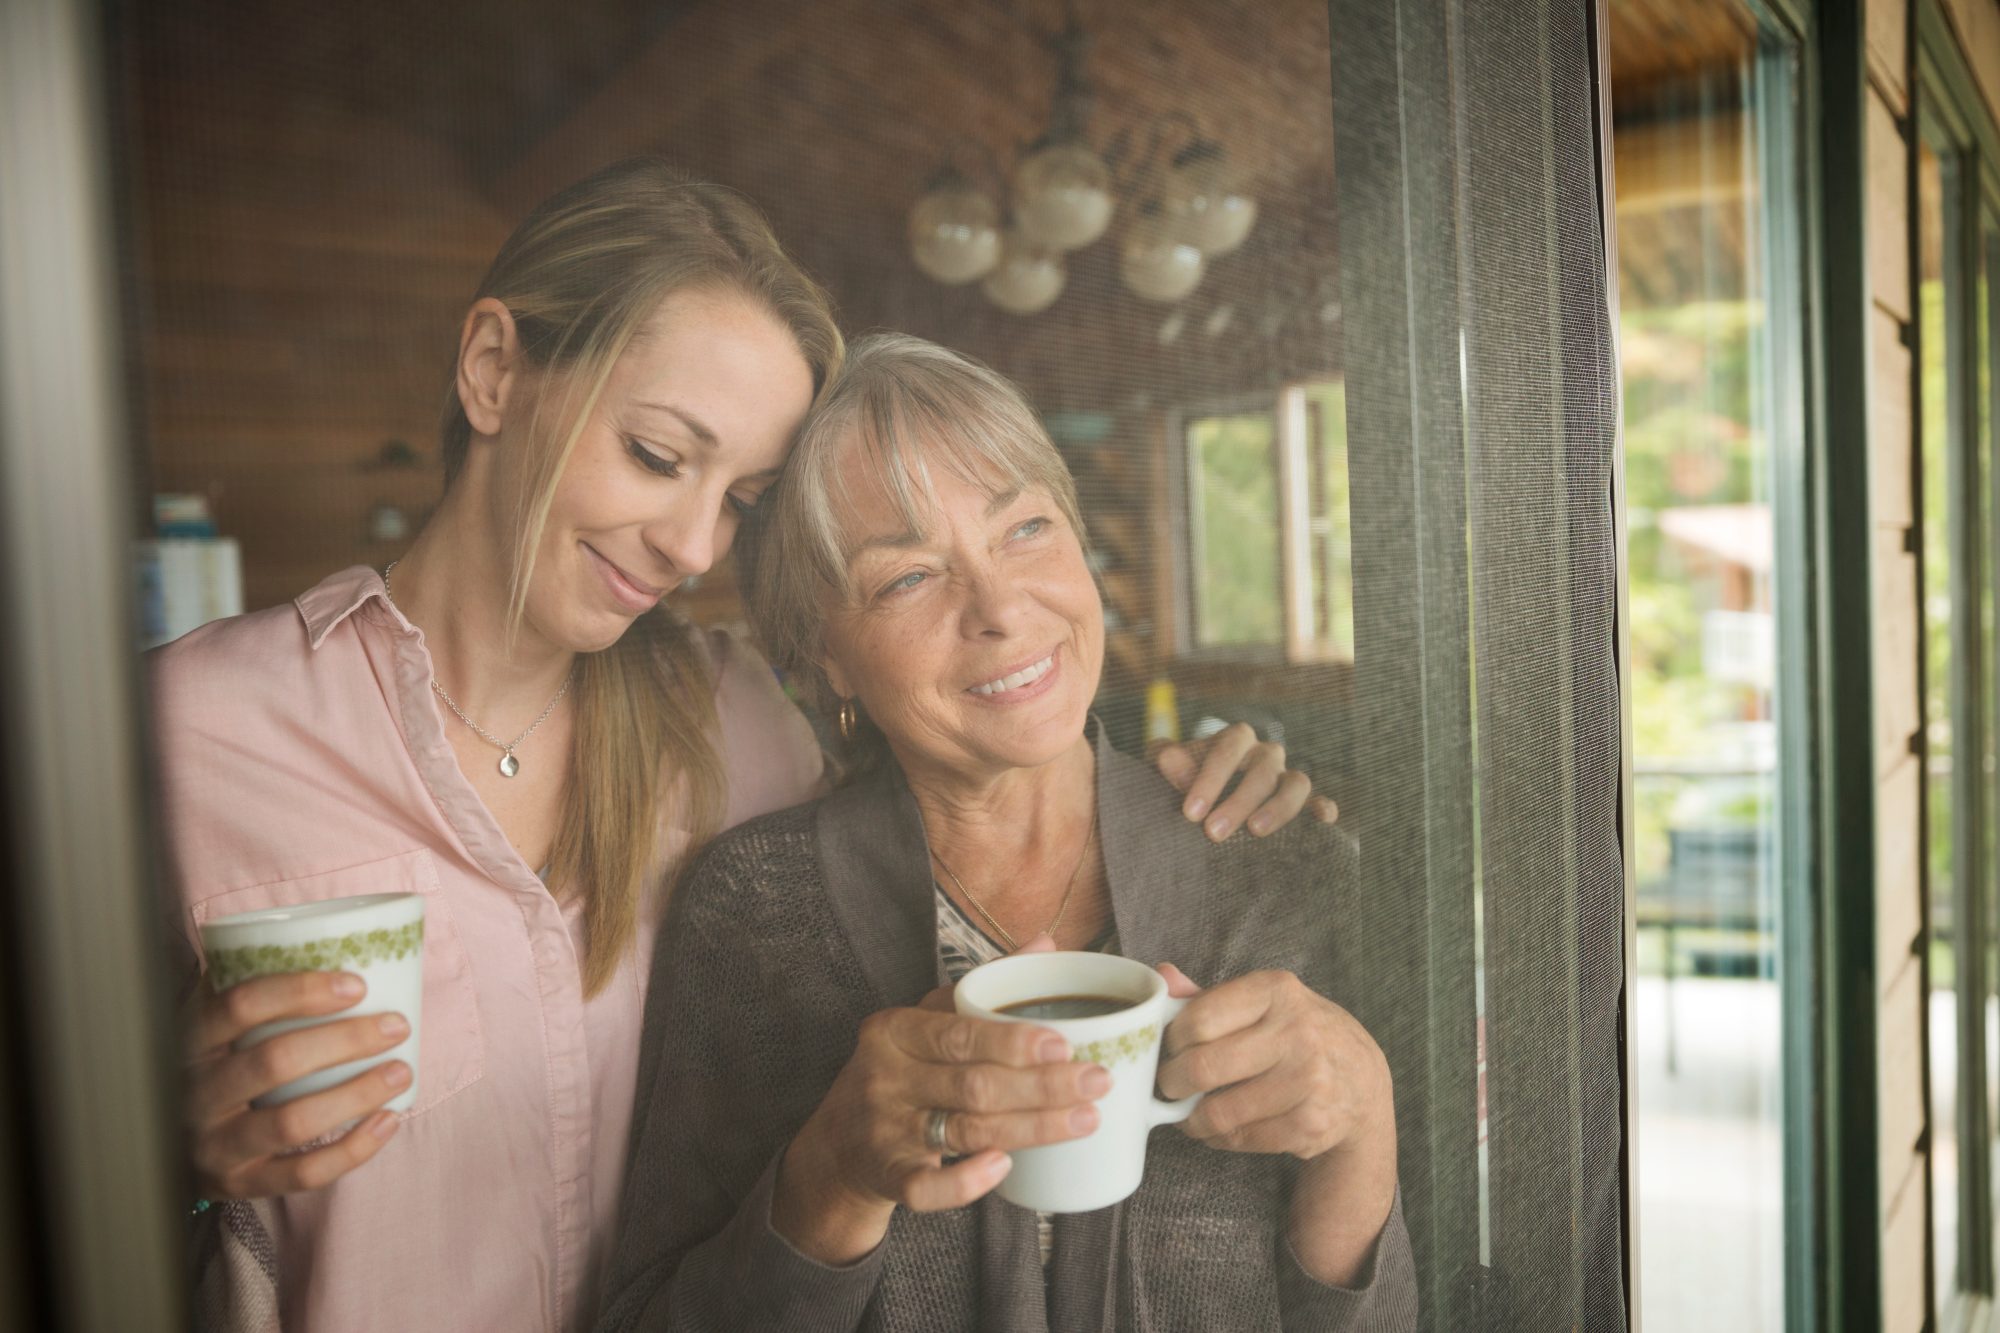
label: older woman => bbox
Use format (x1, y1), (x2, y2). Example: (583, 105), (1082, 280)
(599, 335), (1415, 1331)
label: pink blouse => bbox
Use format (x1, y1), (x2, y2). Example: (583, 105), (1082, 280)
(150, 566), (825, 1332)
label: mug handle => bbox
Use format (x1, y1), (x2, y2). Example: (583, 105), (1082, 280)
(1147, 995), (1204, 1127)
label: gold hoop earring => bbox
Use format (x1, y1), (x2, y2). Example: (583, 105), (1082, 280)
(837, 697), (859, 742)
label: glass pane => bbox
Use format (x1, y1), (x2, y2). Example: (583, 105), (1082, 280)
(1185, 409), (1283, 649)
(106, 0), (1627, 1325)
(1608, 2), (1790, 1328)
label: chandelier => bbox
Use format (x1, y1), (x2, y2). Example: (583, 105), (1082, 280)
(907, 7), (1258, 315)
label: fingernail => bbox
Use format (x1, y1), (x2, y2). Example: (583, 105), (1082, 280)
(1206, 817), (1232, 841)
(1069, 1105), (1098, 1134)
(382, 1060), (412, 1089)
(378, 1013), (410, 1038)
(1080, 1066), (1113, 1097)
(1185, 797), (1209, 820)
(369, 1112), (399, 1141)
(1248, 815), (1273, 836)
(1038, 1035), (1071, 1063)
(332, 973), (365, 999)
(987, 1152), (1013, 1178)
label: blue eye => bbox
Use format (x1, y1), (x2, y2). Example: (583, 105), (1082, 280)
(1014, 517), (1049, 539)
(627, 439), (682, 478)
(882, 569), (927, 596)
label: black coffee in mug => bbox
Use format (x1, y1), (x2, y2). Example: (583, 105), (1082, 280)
(996, 993), (1137, 1021)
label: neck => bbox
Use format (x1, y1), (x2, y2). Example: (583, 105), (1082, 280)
(387, 475), (576, 718)
(902, 734), (1098, 894)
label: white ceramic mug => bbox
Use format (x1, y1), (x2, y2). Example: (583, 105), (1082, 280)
(199, 892), (425, 1114)
(955, 951), (1200, 1213)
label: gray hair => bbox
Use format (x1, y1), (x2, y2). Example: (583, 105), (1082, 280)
(746, 332), (1086, 719)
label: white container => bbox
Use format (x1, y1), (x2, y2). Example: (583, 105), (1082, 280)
(956, 951), (1200, 1213)
(199, 892), (425, 1113)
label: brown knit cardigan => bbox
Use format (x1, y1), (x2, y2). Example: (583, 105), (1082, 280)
(597, 726), (1418, 1332)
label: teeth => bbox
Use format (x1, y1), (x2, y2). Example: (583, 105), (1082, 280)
(970, 655), (1053, 696)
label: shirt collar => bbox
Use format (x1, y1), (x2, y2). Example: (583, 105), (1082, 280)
(294, 564), (411, 650)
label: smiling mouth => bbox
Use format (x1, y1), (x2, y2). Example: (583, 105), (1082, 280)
(584, 543), (665, 608)
(968, 652), (1056, 697)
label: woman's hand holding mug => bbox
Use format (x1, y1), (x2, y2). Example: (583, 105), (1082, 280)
(773, 944), (1108, 1266)
(183, 970), (411, 1200)
(1154, 964), (1398, 1285)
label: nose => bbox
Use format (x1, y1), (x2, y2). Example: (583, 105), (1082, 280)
(959, 563), (1027, 638)
(642, 498), (722, 582)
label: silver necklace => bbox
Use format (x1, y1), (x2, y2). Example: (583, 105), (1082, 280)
(382, 560), (575, 778)
(930, 808), (1097, 951)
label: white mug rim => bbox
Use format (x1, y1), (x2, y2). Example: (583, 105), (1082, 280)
(200, 891), (424, 946)
(955, 951), (1169, 1037)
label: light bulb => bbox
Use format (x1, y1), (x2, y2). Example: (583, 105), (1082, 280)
(909, 179), (1001, 285)
(1012, 141), (1114, 251)
(1163, 142), (1258, 255)
(1120, 210), (1205, 303)
(982, 231), (1066, 314)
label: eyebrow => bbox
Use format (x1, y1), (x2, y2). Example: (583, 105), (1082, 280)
(629, 400), (717, 447)
(849, 487), (1029, 558)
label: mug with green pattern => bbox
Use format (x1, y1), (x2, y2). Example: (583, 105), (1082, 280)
(955, 951), (1201, 1212)
(200, 892), (426, 1114)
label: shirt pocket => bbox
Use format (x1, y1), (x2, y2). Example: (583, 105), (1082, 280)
(190, 847), (487, 1118)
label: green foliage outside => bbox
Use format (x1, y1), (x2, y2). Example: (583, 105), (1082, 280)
(1622, 297), (1774, 889)
(1190, 411), (1283, 647)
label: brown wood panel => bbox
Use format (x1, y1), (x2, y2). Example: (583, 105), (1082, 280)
(1872, 308), (1915, 530)
(1879, 954), (1927, 1177)
(1869, 89), (1913, 325)
(1881, 1148), (1928, 1333)
(1940, 0), (2000, 131)
(1877, 753), (1924, 994)
(1870, 0), (1911, 114)
(1875, 530), (1921, 777)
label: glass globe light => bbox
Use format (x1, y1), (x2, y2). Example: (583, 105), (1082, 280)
(908, 175), (1001, 285)
(1012, 140), (1114, 251)
(1162, 141), (1258, 256)
(1120, 209), (1205, 303)
(982, 231), (1066, 315)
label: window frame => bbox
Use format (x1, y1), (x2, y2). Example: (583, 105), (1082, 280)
(1168, 380), (1353, 667)
(1914, 4), (2000, 1326)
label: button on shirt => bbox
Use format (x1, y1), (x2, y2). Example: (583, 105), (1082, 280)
(151, 566), (825, 1332)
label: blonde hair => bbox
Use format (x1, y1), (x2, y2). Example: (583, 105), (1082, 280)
(445, 159), (842, 995)
(746, 333), (1084, 750)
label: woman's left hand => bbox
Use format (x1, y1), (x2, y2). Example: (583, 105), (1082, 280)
(1154, 965), (1390, 1161)
(1152, 724), (1339, 842)
(1155, 963), (1398, 1287)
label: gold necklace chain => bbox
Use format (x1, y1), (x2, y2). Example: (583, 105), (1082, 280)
(930, 808), (1098, 952)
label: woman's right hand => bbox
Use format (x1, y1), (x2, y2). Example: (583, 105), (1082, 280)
(184, 970), (413, 1201)
(771, 1005), (1109, 1265)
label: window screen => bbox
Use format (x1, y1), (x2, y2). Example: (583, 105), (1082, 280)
(113, 0), (1627, 1327)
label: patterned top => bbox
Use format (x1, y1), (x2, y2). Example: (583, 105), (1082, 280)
(933, 885), (1118, 1273)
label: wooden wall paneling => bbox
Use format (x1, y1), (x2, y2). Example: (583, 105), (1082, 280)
(1879, 951), (1928, 1176)
(1870, 88), (1915, 325)
(1871, 307), (1917, 529)
(1877, 753), (1924, 993)
(1870, 0), (1912, 113)
(1875, 529), (1922, 775)
(1881, 1149), (1930, 1333)
(1939, 0), (2000, 130)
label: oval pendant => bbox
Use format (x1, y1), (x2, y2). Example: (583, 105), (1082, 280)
(498, 752), (521, 778)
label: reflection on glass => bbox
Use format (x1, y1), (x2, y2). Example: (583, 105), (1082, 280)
(1610, 1), (1788, 1327)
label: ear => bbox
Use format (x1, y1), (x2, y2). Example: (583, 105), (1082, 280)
(456, 297), (522, 438)
(821, 654), (854, 703)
